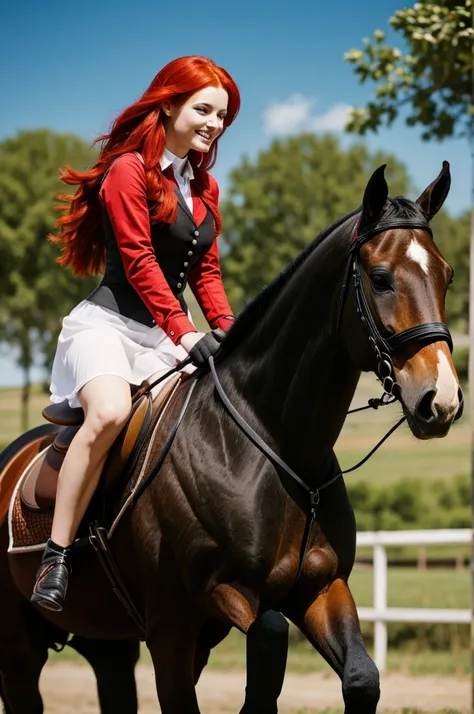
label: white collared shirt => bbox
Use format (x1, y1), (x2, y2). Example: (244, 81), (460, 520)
(160, 147), (194, 214)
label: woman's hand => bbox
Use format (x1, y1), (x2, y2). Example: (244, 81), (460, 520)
(180, 330), (226, 366)
(179, 332), (206, 353)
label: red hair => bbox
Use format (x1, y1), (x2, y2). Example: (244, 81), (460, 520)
(50, 56), (240, 276)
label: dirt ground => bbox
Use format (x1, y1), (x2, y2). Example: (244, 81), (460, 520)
(39, 662), (470, 713)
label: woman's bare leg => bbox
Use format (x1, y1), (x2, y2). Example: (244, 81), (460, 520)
(51, 375), (132, 546)
(31, 375), (132, 611)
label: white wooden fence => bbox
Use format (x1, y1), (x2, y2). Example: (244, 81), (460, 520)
(355, 528), (471, 672)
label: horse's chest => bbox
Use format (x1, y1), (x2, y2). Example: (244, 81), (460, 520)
(304, 544), (339, 586)
(267, 539), (338, 600)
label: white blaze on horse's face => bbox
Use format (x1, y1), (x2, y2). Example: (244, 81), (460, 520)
(406, 239), (429, 275)
(434, 349), (459, 413)
(387, 230), (461, 438)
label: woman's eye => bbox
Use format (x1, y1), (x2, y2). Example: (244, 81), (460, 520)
(195, 106), (207, 114)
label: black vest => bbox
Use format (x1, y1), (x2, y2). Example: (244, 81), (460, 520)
(87, 189), (214, 327)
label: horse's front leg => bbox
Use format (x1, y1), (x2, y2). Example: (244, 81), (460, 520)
(289, 577), (380, 714)
(210, 585), (289, 714)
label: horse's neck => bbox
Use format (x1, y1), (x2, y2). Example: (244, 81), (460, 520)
(223, 226), (361, 475)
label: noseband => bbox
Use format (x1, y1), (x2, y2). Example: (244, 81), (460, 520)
(337, 218), (453, 397)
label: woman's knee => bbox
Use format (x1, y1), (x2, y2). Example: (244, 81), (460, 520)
(79, 379), (132, 441)
(85, 401), (131, 439)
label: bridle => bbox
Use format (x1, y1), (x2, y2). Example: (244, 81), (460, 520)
(336, 217), (453, 397)
(134, 216), (462, 585)
(100, 215), (464, 633)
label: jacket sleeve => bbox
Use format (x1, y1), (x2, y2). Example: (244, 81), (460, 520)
(187, 175), (235, 332)
(99, 153), (197, 345)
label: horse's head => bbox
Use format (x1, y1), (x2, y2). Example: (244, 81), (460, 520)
(341, 162), (463, 439)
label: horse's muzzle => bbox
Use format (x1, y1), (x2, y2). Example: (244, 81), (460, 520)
(410, 385), (463, 439)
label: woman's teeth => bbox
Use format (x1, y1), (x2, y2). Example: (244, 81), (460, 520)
(196, 131), (211, 140)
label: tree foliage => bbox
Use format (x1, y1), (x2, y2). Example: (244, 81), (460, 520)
(220, 133), (468, 331)
(431, 208), (470, 330)
(0, 130), (98, 428)
(344, 0), (473, 140)
(220, 134), (412, 307)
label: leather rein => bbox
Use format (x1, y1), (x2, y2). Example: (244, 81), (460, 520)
(137, 217), (458, 583)
(91, 216), (460, 635)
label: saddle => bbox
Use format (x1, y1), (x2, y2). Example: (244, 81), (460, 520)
(20, 375), (183, 514)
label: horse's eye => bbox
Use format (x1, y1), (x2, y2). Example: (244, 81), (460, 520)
(371, 272), (392, 292)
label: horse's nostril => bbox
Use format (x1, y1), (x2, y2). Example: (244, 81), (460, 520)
(416, 389), (436, 422)
(455, 386), (464, 421)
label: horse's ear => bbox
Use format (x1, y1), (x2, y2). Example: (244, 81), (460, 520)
(360, 164), (388, 227)
(416, 161), (451, 221)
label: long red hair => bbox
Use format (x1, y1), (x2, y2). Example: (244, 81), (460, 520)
(50, 55), (240, 276)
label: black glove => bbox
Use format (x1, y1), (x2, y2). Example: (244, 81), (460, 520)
(188, 329), (226, 367)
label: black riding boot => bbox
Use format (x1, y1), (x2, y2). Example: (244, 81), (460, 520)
(30, 538), (72, 612)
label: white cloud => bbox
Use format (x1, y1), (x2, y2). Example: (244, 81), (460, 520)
(263, 94), (315, 134)
(263, 94), (351, 136)
(310, 103), (351, 132)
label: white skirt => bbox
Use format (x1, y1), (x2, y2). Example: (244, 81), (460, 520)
(50, 300), (193, 408)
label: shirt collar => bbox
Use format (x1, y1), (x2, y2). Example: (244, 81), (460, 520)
(160, 147), (194, 180)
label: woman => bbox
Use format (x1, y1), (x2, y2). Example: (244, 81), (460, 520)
(31, 55), (240, 612)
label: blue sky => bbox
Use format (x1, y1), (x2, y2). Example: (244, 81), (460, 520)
(0, 0), (470, 387)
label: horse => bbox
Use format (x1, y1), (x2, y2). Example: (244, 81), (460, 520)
(0, 636), (139, 714)
(0, 426), (140, 714)
(0, 162), (462, 714)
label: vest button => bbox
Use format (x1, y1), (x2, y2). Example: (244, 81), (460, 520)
(179, 272), (185, 278)
(192, 239), (197, 245)
(183, 262), (189, 267)
(188, 251), (193, 256)
(177, 283), (182, 289)
(194, 230), (199, 237)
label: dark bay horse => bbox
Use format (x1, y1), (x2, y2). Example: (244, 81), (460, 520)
(0, 163), (462, 713)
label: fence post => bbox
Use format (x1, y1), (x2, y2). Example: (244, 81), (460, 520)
(373, 542), (387, 672)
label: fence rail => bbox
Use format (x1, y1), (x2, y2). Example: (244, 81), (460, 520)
(355, 528), (471, 671)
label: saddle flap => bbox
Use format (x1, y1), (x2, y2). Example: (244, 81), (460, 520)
(21, 446), (63, 511)
(54, 426), (81, 453)
(103, 373), (183, 488)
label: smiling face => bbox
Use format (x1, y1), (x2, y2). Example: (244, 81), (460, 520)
(162, 86), (229, 158)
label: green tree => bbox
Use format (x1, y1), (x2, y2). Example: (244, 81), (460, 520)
(344, 0), (473, 140)
(0, 130), (98, 430)
(220, 133), (412, 308)
(432, 209), (470, 330)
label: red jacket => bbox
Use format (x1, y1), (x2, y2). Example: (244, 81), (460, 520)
(99, 153), (233, 345)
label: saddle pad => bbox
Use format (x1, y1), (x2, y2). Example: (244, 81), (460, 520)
(8, 449), (52, 553)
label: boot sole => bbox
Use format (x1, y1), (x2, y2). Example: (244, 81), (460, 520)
(30, 594), (63, 612)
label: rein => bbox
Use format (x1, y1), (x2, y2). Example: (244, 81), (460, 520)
(132, 219), (456, 583)
(93, 216), (460, 626)
(208, 357), (405, 580)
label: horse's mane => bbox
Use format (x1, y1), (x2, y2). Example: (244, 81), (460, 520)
(223, 196), (426, 350)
